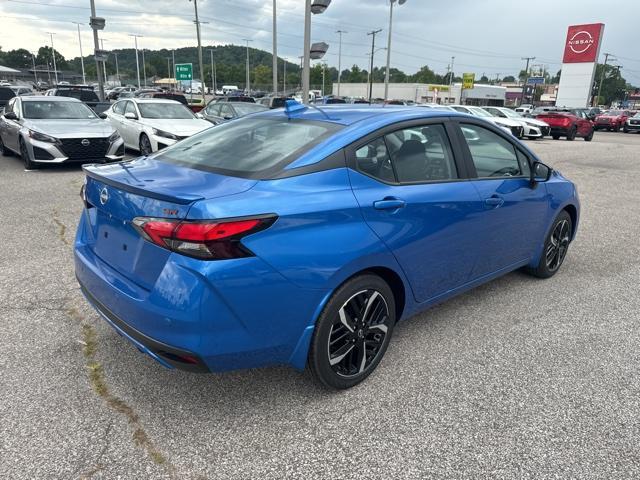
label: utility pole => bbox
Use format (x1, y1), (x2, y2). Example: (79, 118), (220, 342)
(46, 32), (58, 84)
(31, 53), (37, 84)
(272, 0), (278, 95)
(449, 56), (454, 104)
(495, 73), (500, 85)
(129, 34), (142, 88)
(72, 23), (86, 84)
(208, 49), (215, 94)
(243, 39), (253, 94)
(167, 57), (171, 78)
(595, 52), (613, 107)
(141, 47), (147, 87)
(336, 29), (347, 96)
(191, 0), (206, 102)
(367, 29), (382, 103)
(520, 56), (535, 106)
(114, 52), (119, 85)
(283, 60), (287, 94)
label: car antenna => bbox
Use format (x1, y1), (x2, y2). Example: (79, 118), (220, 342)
(284, 99), (334, 121)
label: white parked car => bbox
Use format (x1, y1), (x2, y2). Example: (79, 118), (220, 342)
(483, 106), (550, 138)
(416, 104), (456, 111)
(105, 98), (212, 155)
(515, 104), (533, 114)
(451, 105), (525, 138)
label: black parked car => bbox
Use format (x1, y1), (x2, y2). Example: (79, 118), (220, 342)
(199, 101), (268, 125)
(44, 85), (111, 115)
(214, 95), (256, 103)
(0, 86), (16, 113)
(256, 96), (288, 109)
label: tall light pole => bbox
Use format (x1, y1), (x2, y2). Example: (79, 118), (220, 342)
(448, 56), (455, 103)
(72, 22), (86, 84)
(114, 52), (120, 85)
(595, 53), (613, 107)
(243, 39), (253, 94)
(208, 49), (215, 94)
(190, 0), (206, 103)
(384, 0), (407, 101)
(46, 32), (58, 84)
(272, 0), (278, 95)
(520, 56), (535, 106)
(31, 52), (38, 84)
(88, 0), (105, 100)
(336, 30), (347, 96)
(129, 34), (142, 88)
(100, 39), (108, 84)
(367, 29), (382, 103)
(141, 47), (147, 87)
(302, 0), (332, 105)
(283, 59), (287, 94)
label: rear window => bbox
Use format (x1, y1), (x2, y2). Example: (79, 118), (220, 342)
(233, 103), (268, 116)
(154, 93), (188, 105)
(0, 87), (16, 100)
(155, 117), (342, 178)
(56, 89), (99, 102)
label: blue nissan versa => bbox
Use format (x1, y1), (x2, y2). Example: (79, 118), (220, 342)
(74, 101), (579, 389)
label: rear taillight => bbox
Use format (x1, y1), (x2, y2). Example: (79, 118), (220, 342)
(132, 215), (276, 260)
(561, 118), (571, 127)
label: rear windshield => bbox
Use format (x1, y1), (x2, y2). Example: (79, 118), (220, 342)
(23, 100), (97, 119)
(233, 103), (268, 116)
(154, 94), (188, 105)
(0, 87), (16, 100)
(138, 103), (194, 119)
(155, 117), (342, 178)
(56, 89), (100, 102)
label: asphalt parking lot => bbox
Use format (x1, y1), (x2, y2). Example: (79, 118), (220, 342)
(1, 131), (639, 479)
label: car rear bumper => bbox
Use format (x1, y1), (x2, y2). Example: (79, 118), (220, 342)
(74, 211), (328, 372)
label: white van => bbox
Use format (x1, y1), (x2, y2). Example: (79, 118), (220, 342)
(222, 85), (239, 94)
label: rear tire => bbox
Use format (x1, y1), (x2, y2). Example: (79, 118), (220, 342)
(524, 210), (572, 279)
(308, 274), (396, 390)
(566, 127), (576, 141)
(552, 135), (560, 140)
(0, 135), (13, 156)
(20, 138), (38, 170)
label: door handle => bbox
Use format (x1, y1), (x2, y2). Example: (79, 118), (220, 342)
(374, 197), (406, 210)
(484, 195), (504, 208)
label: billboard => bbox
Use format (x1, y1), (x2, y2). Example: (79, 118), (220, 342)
(562, 23), (605, 64)
(556, 23), (605, 107)
(462, 73), (475, 90)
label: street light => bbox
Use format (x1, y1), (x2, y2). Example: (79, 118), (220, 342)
(189, 0), (207, 103)
(129, 34), (143, 88)
(100, 39), (108, 85)
(384, 0), (407, 101)
(89, 0), (106, 100)
(46, 32), (58, 85)
(272, 0), (277, 95)
(207, 49), (216, 94)
(303, 0), (331, 104)
(336, 30), (347, 96)
(71, 22), (86, 84)
(242, 39), (253, 94)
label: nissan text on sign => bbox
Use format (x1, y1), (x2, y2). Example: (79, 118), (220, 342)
(555, 23), (605, 108)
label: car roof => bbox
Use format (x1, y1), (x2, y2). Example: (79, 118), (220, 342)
(21, 95), (81, 102)
(130, 98), (182, 104)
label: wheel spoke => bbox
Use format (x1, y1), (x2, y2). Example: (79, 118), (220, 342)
(368, 323), (388, 334)
(329, 344), (355, 366)
(361, 291), (380, 324)
(338, 307), (354, 333)
(357, 341), (367, 373)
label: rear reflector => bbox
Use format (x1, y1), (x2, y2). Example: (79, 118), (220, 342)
(132, 216), (276, 260)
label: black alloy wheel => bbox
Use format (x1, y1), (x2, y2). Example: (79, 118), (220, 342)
(584, 128), (594, 141)
(566, 127), (577, 141)
(20, 138), (37, 170)
(524, 210), (572, 279)
(308, 275), (396, 389)
(139, 134), (152, 156)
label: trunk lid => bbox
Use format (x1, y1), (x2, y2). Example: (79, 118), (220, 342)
(536, 113), (572, 127)
(82, 158), (257, 289)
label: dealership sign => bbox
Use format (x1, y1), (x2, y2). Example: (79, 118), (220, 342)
(562, 23), (604, 63)
(462, 73), (475, 90)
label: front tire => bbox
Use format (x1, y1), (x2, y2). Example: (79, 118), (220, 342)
(525, 210), (572, 279)
(139, 133), (153, 156)
(584, 129), (594, 141)
(308, 274), (396, 390)
(566, 127), (576, 141)
(20, 138), (38, 170)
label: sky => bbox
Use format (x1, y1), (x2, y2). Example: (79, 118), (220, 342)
(0, 0), (638, 83)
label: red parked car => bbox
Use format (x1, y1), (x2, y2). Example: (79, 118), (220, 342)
(594, 110), (633, 131)
(535, 109), (594, 141)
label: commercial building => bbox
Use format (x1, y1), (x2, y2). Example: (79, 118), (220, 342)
(333, 82), (506, 106)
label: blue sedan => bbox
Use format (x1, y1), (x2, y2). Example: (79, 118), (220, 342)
(74, 102), (580, 389)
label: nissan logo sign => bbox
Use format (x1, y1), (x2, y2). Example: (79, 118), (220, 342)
(99, 187), (109, 205)
(568, 30), (594, 54)
(81, 139), (90, 146)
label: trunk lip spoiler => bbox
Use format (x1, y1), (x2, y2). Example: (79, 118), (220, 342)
(82, 163), (205, 205)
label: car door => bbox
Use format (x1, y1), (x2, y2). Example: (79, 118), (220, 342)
(108, 101), (128, 145)
(1, 97), (21, 151)
(348, 120), (487, 304)
(573, 110), (591, 136)
(453, 120), (549, 278)
(121, 101), (141, 147)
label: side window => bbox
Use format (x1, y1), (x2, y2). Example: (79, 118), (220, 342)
(516, 149), (531, 177)
(220, 104), (233, 118)
(384, 124), (458, 183)
(5, 97), (16, 114)
(460, 123), (525, 178)
(206, 104), (220, 116)
(112, 101), (125, 115)
(355, 138), (395, 183)
(124, 101), (137, 117)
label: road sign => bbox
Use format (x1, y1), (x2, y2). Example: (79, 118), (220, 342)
(527, 76), (545, 85)
(462, 73), (475, 90)
(175, 63), (193, 81)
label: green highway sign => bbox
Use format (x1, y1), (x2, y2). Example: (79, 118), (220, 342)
(175, 63), (193, 81)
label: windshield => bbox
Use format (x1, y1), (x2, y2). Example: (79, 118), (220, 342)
(233, 104), (268, 116)
(499, 109), (522, 119)
(138, 103), (195, 119)
(469, 107), (492, 118)
(634, 113), (640, 118)
(23, 101), (97, 119)
(155, 117), (342, 178)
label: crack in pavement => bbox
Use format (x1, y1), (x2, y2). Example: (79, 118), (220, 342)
(52, 208), (180, 478)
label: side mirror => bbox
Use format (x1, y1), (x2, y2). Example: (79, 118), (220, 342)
(4, 111), (18, 121)
(531, 161), (552, 185)
(223, 115), (233, 120)
(124, 112), (138, 120)
(98, 112), (108, 119)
